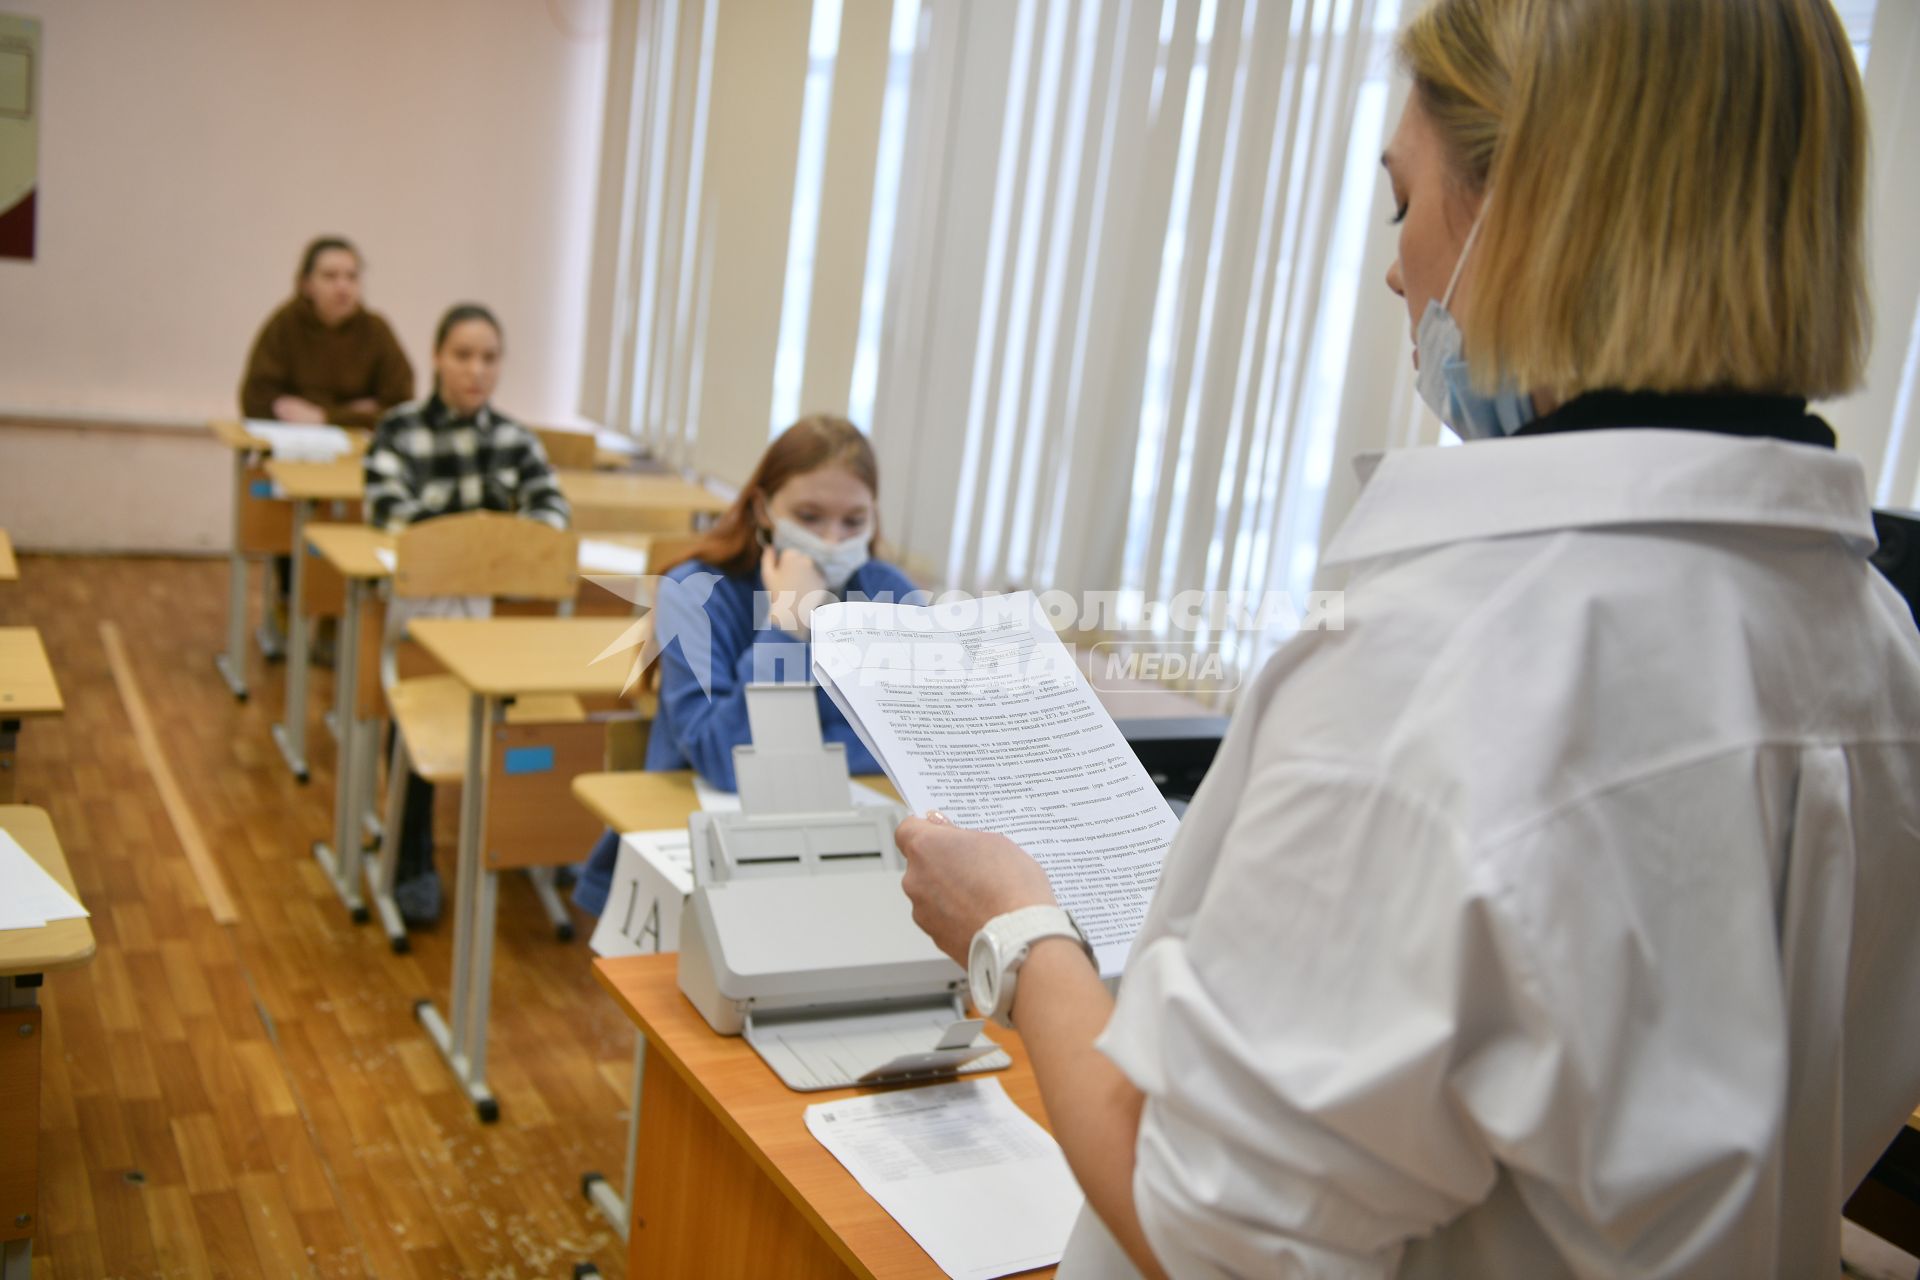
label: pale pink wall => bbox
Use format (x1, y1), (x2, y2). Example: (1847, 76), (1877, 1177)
(0, 0), (609, 424)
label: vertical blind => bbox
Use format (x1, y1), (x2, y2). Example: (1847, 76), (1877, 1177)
(587, 0), (1920, 704)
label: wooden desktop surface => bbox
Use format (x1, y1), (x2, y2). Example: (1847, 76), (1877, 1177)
(305, 524), (396, 579)
(0, 806), (94, 975)
(572, 770), (902, 833)
(407, 616), (640, 699)
(0, 530), (15, 582)
(209, 418), (270, 451)
(556, 470), (729, 515)
(0, 629), (62, 718)
(208, 419), (369, 453)
(303, 524), (656, 581)
(264, 458), (365, 502)
(593, 953), (1057, 1280)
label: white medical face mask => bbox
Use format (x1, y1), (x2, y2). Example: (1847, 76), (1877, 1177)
(1413, 207), (1537, 440)
(771, 516), (871, 591)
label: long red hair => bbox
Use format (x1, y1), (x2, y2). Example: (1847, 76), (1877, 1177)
(660, 414), (883, 578)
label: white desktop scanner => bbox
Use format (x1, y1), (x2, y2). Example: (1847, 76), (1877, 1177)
(676, 683), (1011, 1091)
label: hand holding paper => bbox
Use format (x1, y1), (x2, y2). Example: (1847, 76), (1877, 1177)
(894, 816), (1059, 966)
(811, 591), (1177, 977)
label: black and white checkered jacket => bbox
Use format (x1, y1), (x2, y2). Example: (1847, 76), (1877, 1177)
(363, 395), (570, 533)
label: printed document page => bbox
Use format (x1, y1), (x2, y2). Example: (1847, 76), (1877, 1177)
(243, 421), (354, 461)
(805, 1078), (1081, 1280)
(0, 828), (88, 933)
(811, 591), (1176, 976)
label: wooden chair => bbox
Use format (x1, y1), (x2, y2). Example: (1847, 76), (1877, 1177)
(531, 425), (599, 472)
(366, 512), (609, 952)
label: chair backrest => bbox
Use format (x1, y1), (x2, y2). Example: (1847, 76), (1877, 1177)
(530, 426), (598, 471)
(645, 534), (706, 576)
(392, 510), (578, 601)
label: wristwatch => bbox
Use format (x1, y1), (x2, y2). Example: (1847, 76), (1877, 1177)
(968, 905), (1092, 1028)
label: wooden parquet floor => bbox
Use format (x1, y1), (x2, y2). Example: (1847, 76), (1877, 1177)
(3, 554), (634, 1279)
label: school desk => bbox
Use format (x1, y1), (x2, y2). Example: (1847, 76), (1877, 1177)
(568, 769), (902, 1242)
(404, 616), (642, 1119)
(593, 953), (1058, 1279)
(299, 527), (662, 936)
(555, 471), (730, 534)
(0, 806), (95, 1280)
(261, 459), (363, 782)
(206, 420), (365, 701)
(0, 629), (61, 806)
(302, 524), (395, 923)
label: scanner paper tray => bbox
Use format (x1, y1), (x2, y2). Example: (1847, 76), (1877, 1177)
(745, 999), (1012, 1092)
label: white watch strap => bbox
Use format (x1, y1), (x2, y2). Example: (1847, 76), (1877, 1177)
(980, 905), (1090, 1027)
(993, 905), (1087, 963)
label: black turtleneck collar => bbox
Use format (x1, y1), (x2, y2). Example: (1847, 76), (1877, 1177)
(1514, 390), (1836, 450)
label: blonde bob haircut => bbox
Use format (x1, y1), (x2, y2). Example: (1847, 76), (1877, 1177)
(1398, 0), (1869, 400)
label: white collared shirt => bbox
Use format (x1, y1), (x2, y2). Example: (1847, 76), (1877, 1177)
(1063, 430), (1920, 1278)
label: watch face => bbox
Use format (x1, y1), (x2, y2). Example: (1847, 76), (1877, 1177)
(968, 931), (999, 1016)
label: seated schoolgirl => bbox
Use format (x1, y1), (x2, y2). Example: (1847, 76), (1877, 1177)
(573, 413), (920, 916)
(366, 303), (571, 924)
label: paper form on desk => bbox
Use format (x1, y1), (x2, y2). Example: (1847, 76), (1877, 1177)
(805, 1077), (1081, 1280)
(810, 591), (1177, 977)
(243, 421), (354, 462)
(577, 538), (653, 576)
(381, 540), (653, 577)
(0, 829), (88, 932)
(594, 428), (640, 457)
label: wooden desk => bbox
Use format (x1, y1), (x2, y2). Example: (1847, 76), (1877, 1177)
(568, 768), (905, 1246)
(573, 769), (900, 834)
(0, 806), (95, 1280)
(0, 629), (62, 806)
(263, 459), (365, 782)
(557, 471), (729, 533)
(594, 954), (1056, 1279)
(299, 527), (661, 937)
(206, 419), (365, 701)
(0, 531), (16, 583)
(304, 525), (397, 925)
(406, 616), (642, 1119)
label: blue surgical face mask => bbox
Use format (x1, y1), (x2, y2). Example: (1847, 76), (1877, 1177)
(1414, 208), (1537, 440)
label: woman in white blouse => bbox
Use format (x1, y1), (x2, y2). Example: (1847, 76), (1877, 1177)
(897, 0), (1920, 1275)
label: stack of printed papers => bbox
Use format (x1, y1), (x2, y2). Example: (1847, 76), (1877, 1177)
(243, 421), (355, 462)
(811, 591), (1178, 977)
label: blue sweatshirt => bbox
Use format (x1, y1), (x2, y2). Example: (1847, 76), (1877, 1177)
(575, 555), (920, 916)
(643, 556), (922, 788)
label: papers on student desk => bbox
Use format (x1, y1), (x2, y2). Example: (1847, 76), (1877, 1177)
(811, 591), (1178, 977)
(577, 538), (653, 577)
(806, 1078), (1082, 1280)
(242, 421), (354, 462)
(0, 829), (89, 933)
(374, 541), (654, 578)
